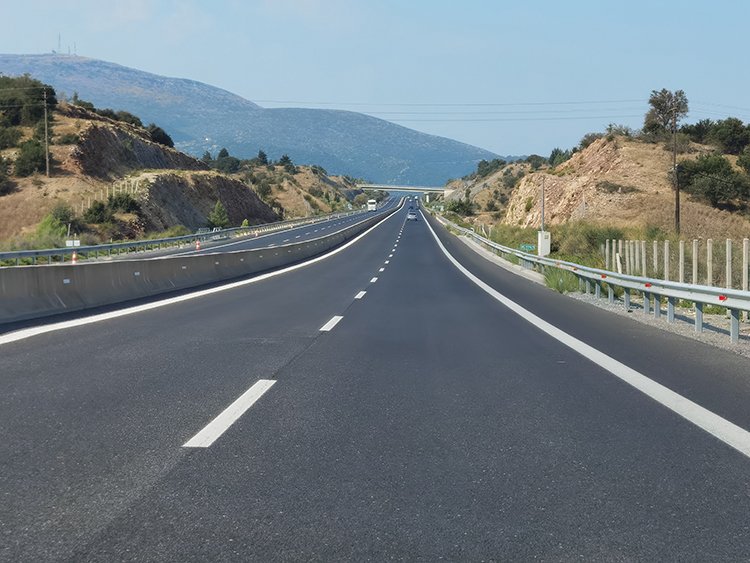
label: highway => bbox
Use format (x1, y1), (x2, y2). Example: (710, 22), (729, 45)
(2, 201), (750, 561)
(107, 198), (400, 261)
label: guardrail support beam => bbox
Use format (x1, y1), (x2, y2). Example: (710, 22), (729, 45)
(667, 296), (675, 323)
(624, 289), (631, 310)
(608, 284), (614, 303)
(730, 309), (740, 343)
(695, 302), (703, 333)
(654, 295), (661, 319)
(643, 291), (651, 315)
(595, 281), (601, 299)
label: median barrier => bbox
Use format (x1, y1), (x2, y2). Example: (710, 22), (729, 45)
(0, 209), (392, 324)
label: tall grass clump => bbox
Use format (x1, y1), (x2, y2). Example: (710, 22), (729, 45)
(544, 268), (580, 293)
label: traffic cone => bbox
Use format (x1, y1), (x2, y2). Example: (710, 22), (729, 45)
(72, 250), (78, 264)
(195, 239), (201, 251)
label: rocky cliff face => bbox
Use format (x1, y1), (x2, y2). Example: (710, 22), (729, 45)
(137, 171), (278, 231)
(70, 123), (209, 180)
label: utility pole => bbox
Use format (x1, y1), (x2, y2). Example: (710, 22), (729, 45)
(43, 88), (50, 177)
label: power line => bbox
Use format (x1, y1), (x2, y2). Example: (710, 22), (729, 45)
(254, 98), (645, 107)
(384, 114), (644, 123)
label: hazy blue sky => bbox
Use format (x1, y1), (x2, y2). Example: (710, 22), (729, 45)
(2, 0), (749, 156)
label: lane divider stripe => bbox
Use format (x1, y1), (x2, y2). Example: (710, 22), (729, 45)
(320, 315), (344, 331)
(355, 291), (366, 299)
(183, 379), (276, 448)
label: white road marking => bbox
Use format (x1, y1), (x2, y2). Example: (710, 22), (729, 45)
(0, 206), (404, 346)
(379, 267), (385, 272)
(355, 291), (366, 299)
(183, 379), (276, 448)
(385, 260), (390, 264)
(320, 315), (344, 331)
(370, 277), (378, 283)
(423, 212), (750, 460)
(389, 254), (393, 258)
(295, 235), (301, 239)
(283, 239), (290, 243)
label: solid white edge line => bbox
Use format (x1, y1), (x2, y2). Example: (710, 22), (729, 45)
(0, 206), (402, 346)
(183, 379), (276, 448)
(355, 291), (367, 299)
(422, 211), (750, 459)
(320, 315), (344, 331)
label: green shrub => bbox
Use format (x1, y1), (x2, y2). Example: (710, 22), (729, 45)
(108, 193), (141, 213)
(14, 140), (47, 176)
(56, 133), (80, 145)
(524, 197), (533, 213)
(207, 200), (229, 228)
(83, 201), (114, 223)
(0, 126), (22, 149)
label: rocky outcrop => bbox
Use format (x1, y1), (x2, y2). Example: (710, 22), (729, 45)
(137, 171), (278, 231)
(71, 124), (209, 180)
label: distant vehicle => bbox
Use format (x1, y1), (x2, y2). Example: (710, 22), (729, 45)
(367, 199), (377, 211)
(407, 211), (417, 221)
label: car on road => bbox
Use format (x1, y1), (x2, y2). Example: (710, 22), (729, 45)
(407, 211), (417, 221)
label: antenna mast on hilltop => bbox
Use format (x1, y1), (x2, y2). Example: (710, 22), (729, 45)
(58, 33), (61, 52)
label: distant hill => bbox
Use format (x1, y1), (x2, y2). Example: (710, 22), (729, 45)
(0, 54), (504, 185)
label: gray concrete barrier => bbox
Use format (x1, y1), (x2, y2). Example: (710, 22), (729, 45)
(0, 210), (390, 324)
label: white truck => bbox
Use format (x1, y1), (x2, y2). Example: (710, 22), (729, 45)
(367, 199), (377, 212)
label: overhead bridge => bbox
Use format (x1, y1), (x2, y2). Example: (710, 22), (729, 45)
(357, 184), (445, 195)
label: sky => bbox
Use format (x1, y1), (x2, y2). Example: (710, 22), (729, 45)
(2, 0), (749, 157)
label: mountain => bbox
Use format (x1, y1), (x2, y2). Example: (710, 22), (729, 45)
(0, 54), (502, 185)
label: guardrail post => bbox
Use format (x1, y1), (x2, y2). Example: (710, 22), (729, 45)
(595, 280), (601, 299)
(695, 302), (703, 332)
(585, 279), (591, 294)
(707, 239), (713, 286)
(692, 239), (699, 284)
(624, 288), (631, 310)
(654, 295), (661, 319)
(608, 284), (614, 303)
(664, 240), (670, 281)
(667, 296), (676, 323)
(730, 309), (740, 343)
(726, 239), (732, 289)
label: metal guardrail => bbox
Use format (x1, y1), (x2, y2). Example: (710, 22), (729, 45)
(440, 216), (750, 344)
(0, 209), (365, 267)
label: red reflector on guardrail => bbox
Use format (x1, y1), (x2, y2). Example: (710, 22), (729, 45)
(601, 274), (607, 279)
(719, 295), (728, 301)
(644, 283), (652, 288)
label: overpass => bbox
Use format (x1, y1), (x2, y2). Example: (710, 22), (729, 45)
(357, 183), (445, 195)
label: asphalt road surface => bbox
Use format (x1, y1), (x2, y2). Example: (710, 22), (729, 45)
(2, 201), (750, 561)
